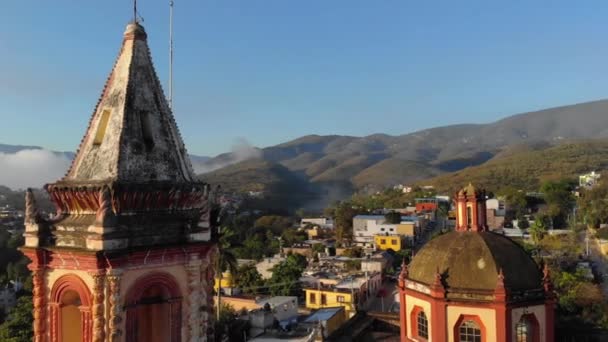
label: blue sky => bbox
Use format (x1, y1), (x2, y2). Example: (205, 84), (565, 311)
(2, 1), (608, 156)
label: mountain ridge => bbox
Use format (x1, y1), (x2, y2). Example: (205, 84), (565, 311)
(200, 98), (608, 194)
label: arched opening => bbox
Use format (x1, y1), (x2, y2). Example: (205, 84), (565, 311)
(126, 273), (182, 342)
(515, 313), (540, 342)
(50, 274), (92, 342)
(61, 290), (83, 342)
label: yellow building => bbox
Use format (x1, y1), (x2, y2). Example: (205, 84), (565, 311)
(374, 234), (405, 251)
(304, 288), (356, 317)
(395, 222), (415, 236)
(214, 271), (234, 291)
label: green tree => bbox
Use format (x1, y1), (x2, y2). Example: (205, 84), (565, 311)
(267, 254), (306, 296)
(281, 228), (307, 247)
(529, 216), (548, 244)
(254, 215), (294, 235)
(234, 264), (263, 295)
(216, 227), (240, 320)
(0, 296), (33, 342)
(312, 243), (325, 255)
(214, 302), (238, 341)
(384, 211), (402, 224)
(341, 247), (363, 258)
(540, 180), (575, 228)
(578, 182), (608, 229)
(333, 201), (360, 242)
(517, 215), (530, 230)
(500, 187), (528, 220)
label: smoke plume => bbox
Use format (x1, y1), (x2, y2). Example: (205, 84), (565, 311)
(192, 138), (262, 174)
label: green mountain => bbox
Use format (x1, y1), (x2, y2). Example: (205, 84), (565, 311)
(418, 140), (608, 193)
(199, 99), (608, 195)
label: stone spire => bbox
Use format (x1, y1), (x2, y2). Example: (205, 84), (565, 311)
(24, 188), (39, 224)
(494, 268), (507, 302)
(37, 22), (212, 251)
(63, 22), (195, 184)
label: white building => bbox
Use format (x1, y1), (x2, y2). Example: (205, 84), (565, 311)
(301, 217), (334, 229)
(335, 272), (382, 309)
(580, 171), (601, 189)
(353, 215), (420, 247)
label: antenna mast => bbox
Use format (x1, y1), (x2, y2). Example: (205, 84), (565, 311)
(169, 0), (174, 110)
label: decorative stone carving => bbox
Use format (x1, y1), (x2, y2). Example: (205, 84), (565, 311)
(91, 273), (106, 342)
(32, 268), (45, 342)
(95, 186), (116, 227)
(186, 255), (203, 342)
(25, 188), (39, 224)
(107, 272), (123, 342)
(201, 246), (217, 340)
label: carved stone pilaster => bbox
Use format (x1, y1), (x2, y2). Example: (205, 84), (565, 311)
(32, 268), (46, 342)
(201, 246), (218, 341)
(91, 272), (106, 342)
(186, 256), (203, 342)
(107, 272), (123, 342)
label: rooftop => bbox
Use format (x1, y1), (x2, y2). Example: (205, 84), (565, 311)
(304, 307), (344, 322)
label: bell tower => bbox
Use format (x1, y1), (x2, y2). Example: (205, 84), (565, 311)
(21, 22), (217, 342)
(455, 183), (488, 232)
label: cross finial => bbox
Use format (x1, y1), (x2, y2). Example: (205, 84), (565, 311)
(133, 0), (138, 23)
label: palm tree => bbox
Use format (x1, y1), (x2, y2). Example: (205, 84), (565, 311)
(216, 226), (239, 321)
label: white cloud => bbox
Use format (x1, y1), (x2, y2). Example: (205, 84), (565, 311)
(0, 149), (71, 190)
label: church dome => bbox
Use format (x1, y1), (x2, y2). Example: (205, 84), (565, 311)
(408, 231), (542, 292)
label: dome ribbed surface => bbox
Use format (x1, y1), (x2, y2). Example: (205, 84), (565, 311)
(408, 231), (542, 291)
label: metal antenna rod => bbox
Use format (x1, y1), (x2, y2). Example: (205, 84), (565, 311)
(134, 0), (138, 23)
(169, 0), (174, 110)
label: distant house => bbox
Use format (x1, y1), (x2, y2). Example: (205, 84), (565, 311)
(486, 198), (506, 229)
(301, 217), (334, 230)
(353, 215), (421, 248)
(304, 273), (382, 318)
(303, 307), (346, 338)
(374, 234), (407, 251)
(580, 171), (601, 189)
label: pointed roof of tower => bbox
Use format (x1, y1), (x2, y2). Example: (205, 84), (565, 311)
(62, 22), (195, 185)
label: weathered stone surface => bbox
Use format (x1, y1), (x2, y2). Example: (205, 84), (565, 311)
(65, 23), (195, 184)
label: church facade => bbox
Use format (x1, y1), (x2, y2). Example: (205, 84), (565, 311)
(398, 184), (556, 342)
(21, 22), (217, 342)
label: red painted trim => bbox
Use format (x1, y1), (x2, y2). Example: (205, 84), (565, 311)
(49, 274), (93, 342)
(399, 289), (408, 342)
(493, 302), (509, 342)
(125, 272), (183, 342)
(430, 295), (447, 341)
(454, 314), (487, 342)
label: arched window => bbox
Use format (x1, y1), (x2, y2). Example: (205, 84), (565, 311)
(459, 320), (481, 342)
(417, 311), (429, 338)
(515, 318), (530, 342)
(515, 314), (540, 342)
